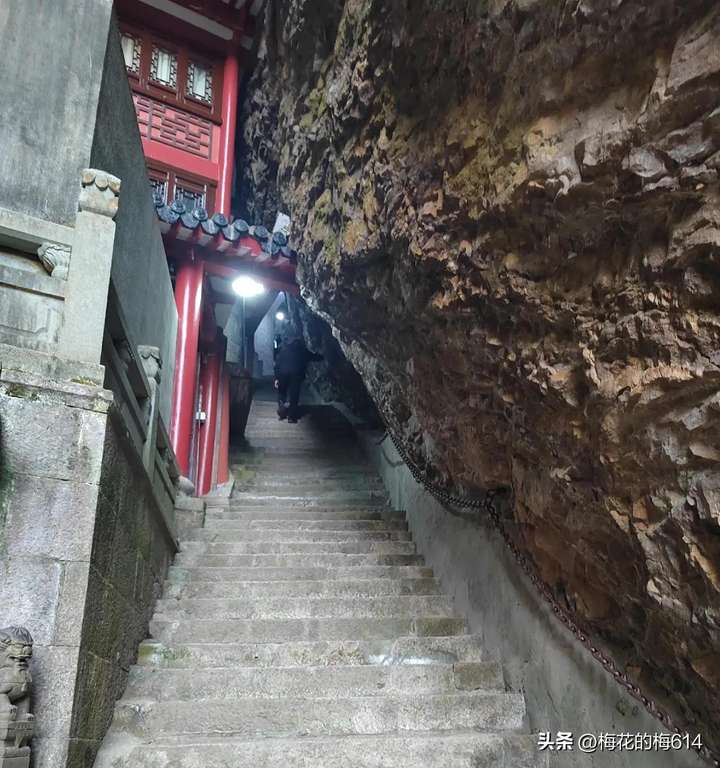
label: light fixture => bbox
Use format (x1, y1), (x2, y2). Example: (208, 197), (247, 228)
(275, 311), (286, 322)
(232, 275), (265, 298)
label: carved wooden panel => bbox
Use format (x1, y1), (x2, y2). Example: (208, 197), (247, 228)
(134, 94), (212, 159)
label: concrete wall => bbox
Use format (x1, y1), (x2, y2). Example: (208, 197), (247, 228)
(359, 431), (706, 768)
(68, 409), (176, 767)
(0, 0), (113, 225)
(90, 17), (178, 424)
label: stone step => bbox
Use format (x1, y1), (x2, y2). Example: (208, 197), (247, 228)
(238, 485), (385, 497)
(246, 436), (359, 444)
(176, 541), (417, 556)
(245, 470), (384, 482)
(92, 400), (542, 768)
(167, 564), (435, 583)
(124, 661), (504, 702)
(153, 595), (456, 621)
(110, 691), (526, 740)
(162, 577), (441, 600)
(247, 477), (384, 490)
(207, 504), (398, 517)
(234, 468), (372, 480)
(202, 519), (408, 532)
(150, 615), (467, 644)
(182, 532), (410, 550)
(204, 509), (405, 522)
(186, 520), (411, 549)
(136, 635), (488, 669)
(171, 551), (424, 567)
(233, 490), (387, 502)
(239, 468), (381, 480)
(234, 452), (368, 462)
(181, 531), (415, 555)
(228, 494), (387, 507)
(235, 460), (370, 470)
(95, 732), (544, 768)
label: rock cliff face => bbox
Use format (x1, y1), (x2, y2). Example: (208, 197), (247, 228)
(239, 0), (720, 745)
(287, 295), (381, 425)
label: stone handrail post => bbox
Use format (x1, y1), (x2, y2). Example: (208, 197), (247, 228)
(57, 169), (120, 364)
(139, 345), (163, 480)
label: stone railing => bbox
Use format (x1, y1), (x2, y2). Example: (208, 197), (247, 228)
(0, 208), (74, 357)
(0, 168), (179, 536)
(0, 169), (117, 365)
(103, 281), (180, 541)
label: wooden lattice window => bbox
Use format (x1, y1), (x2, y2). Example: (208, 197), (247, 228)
(186, 61), (213, 105)
(120, 32), (141, 75)
(174, 175), (210, 211)
(119, 22), (223, 122)
(150, 46), (178, 90)
(148, 167), (169, 204)
(147, 163), (216, 212)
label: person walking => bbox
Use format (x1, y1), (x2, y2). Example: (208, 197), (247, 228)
(274, 332), (323, 423)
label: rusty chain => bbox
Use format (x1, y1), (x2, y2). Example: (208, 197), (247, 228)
(381, 427), (719, 768)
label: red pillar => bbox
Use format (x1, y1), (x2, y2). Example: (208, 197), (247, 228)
(197, 343), (222, 496)
(170, 254), (204, 477)
(217, 367), (231, 484)
(217, 52), (240, 215)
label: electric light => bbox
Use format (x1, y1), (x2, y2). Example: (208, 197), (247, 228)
(232, 275), (265, 298)
(275, 311), (286, 321)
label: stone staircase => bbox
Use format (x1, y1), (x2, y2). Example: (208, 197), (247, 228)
(94, 401), (546, 767)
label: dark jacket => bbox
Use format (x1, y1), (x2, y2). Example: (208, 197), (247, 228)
(274, 339), (323, 378)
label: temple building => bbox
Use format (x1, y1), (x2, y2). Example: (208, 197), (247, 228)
(116, 0), (298, 494)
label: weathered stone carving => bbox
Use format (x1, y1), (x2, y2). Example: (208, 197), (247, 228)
(138, 346), (163, 434)
(116, 338), (134, 374)
(37, 242), (71, 280)
(176, 475), (196, 497)
(137, 345), (162, 387)
(0, 627), (34, 768)
(78, 169), (121, 219)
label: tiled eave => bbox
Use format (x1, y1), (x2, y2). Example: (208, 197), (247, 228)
(155, 197), (298, 274)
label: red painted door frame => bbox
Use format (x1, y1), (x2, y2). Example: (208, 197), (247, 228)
(197, 340), (222, 496)
(170, 253), (205, 477)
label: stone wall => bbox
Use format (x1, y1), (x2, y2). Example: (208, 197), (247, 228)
(360, 429), (705, 768)
(0, 346), (109, 768)
(0, 0), (113, 225)
(90, 16), (178, 424)
(68, 408), (177, 767)
(239, 0), (720, 747)
(0, 343), (178, 768)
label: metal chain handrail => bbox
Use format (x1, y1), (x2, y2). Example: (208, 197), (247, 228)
(380, 427), (719, 767)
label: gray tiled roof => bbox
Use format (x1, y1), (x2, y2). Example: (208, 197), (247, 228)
(154, 195), (297, 262)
